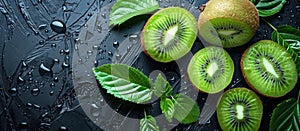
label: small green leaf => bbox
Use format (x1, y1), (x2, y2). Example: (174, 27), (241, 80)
(93, 64), (153, 104)
(270, 98), (300, 131)
(109, 0), (159, 26)
(172, 94), (200, 124)
(154, 74), (172, 98)
(140, 115), (159, 131)
(271, 25), (300, 77)
(160, 98), (175, 122)
(251, 0), (286, 17)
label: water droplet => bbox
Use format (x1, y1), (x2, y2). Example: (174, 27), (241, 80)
(206, 119), (211, 124)
(18, 76), (25, 82)
(39, 63), (51, 72)
(113, 41), (119, 48)
(90, 104), (100, 117)
(101, 13), (106, 19)
(75, 38), (81, 43)
(59, 126), (69, 131)
(129, 34), (138, 44)
(49, 91), (54, 96)
(127, 44), (132, 51)
(51, 43), (56, 48)
(97, 24), (102, 33)
(53, 59), (59, 63)
(64, 49), (70, 54)
(33, 104), (41, 110)
(291, 15), (295, 18)
(50, 20), (66, 34)
(60, 50), (64, 55)
(9, 87), (17, 96)
(87, 50), (93, 56)
(50, 83), (55, 87)
(26, 103), (33, 109)
(31, 88), (40, 96)
(92, 45), (99, 50)
(62, 62), (69, 68)
(277, 15), (281, 19)
(169, 76), (175, 81)
(38, 24), (47, 30)
(21, 61), (28, 68)
(115, 53), (122, 60)
(19, 122), (28, 129)
(108, 51), (113, 56)
(39, 60), (54, 77)
(53, 77), (59, 82)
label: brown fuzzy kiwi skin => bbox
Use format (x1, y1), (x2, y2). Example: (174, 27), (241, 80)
(198, 0), (259, 42)
(141, 11), (155, 62)
(240, 40), (297, 98)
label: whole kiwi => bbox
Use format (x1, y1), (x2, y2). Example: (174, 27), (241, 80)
(198, 0), (259, 48)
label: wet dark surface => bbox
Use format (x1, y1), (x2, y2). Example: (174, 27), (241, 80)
(0, 0), (299, 130)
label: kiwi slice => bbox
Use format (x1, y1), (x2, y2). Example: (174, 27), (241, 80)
(217, 88), (263, 131)
(198, 0), (259, 48)
(241, 40), (298, 97)
(188, 46), (234, 94)
(142, 7), (197, 63)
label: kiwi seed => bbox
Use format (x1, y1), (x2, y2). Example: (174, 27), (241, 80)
(188, 46), (234, 94)
(241, 40), (298, 97)
(217, 88), (263, 131)
(198, 0), (259, 48)
(142, 7), (197, 63)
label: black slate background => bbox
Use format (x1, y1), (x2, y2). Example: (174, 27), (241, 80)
(0, 0), (299, 130)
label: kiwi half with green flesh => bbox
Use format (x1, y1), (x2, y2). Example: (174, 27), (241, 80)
(188, 46), (234, 94)
(217, 88), (263, 131)
(241, 40), (298, 97)
(142, 7), (197, 63)
(198, 0), (259, 48)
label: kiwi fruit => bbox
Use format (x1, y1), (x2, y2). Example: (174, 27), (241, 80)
(198, 0), (259, 48)
(217, 88), (263, 131)
(241, 40), (298, 97)
(188, 46), (234, 94)
(141, 7), (197, 63)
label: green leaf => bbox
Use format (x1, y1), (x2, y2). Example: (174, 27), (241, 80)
(251, 0), (286, 17)
(154, 74), (172, 98)
(109, 0), (159, 26)
(271, 25), (300, 77)
(140, 115), (159, 131)
(270, 98), (300, 131)
(172, 94), (200, 124)
(160, 98), (175, 122)
(93, 64), (153, 104)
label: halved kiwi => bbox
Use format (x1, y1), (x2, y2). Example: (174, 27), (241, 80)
(142, 7), (197, 63)
(188, 46), (234, 94)
(198, 0), (259, 48)
(241, 40), (298, 97)
(217, 88), (263, 131)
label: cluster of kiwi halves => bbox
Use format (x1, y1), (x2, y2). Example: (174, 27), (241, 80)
(141, 0), (298, 130)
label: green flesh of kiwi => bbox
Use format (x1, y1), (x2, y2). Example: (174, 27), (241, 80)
(241, 40), (298, 97)
(199, 18), (254, 48)
(198, 0), (259, 48)
(188, 46), (234, 94)
(217, 88), (263, 131)
(142, 7), (197, 63)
